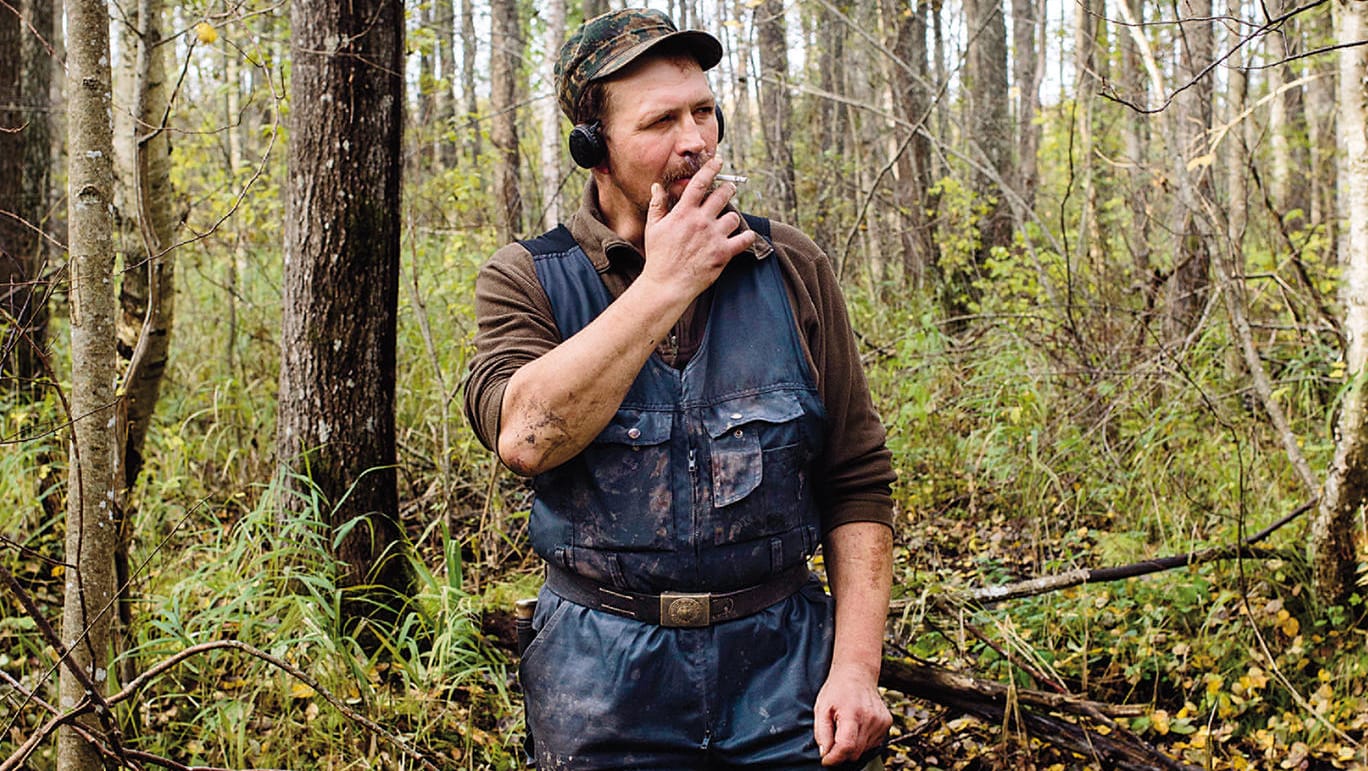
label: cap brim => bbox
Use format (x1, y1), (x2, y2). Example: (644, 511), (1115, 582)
(593, 29), (723, 82)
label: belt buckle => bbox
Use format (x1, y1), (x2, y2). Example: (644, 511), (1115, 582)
(660, 592), (711, 627)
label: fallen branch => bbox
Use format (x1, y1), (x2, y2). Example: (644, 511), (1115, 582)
(879, 657), (1197, 771)
(893, 498), (1315, 611)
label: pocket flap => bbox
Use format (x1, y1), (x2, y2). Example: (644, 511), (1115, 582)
(701, 391), (805, 439)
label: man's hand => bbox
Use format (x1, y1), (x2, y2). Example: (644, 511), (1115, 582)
(639, 156), (755, 303)
(813, 662), (892, 766)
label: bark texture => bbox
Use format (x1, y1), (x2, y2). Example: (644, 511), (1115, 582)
(886, 0), (936, 288)
(756, 0), (798, 223)
(59, 0), (118, 767)
(280, 0), (412, 629)
(538, 0), (567, 230)
(490, 0), (523, 243)
(1311, 0), (1368, 603)
(14, 0), (54, 401)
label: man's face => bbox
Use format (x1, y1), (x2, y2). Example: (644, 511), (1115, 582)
(598, 55), (720, 215)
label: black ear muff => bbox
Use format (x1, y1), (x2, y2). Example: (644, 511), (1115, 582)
(569, 122), (606, 169)
(716, 109), (725, 144)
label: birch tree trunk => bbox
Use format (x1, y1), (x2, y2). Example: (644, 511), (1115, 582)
(538, 0), (567, 230)
(490, 0), (523, 243)
(728, 0), (754, 168)
(59, 0), (118, 767)
(1311, 0), (1368, 604)
(756, 0), (798, 223)
(280, 0), (413, 633)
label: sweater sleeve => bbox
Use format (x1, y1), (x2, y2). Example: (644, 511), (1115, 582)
(767, 221), (896, 532)
(462, 243), (558, 454)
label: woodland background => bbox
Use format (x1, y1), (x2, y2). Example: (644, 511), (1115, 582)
(2, 0), (1368, 768)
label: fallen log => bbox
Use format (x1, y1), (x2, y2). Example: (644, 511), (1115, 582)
(879, 656), (1199, 771)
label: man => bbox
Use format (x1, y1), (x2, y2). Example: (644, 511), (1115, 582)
(464, 9), (895, 769)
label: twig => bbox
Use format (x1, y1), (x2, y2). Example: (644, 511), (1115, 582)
(107, 639), (441, 771)
(892, 499), (1315, 612)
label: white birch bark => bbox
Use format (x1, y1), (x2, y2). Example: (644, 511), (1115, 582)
(58, 0), (118, 767)
(1311, 0), (1368, 603)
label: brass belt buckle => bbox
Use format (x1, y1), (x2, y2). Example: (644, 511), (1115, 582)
(660, 592), (712, 627)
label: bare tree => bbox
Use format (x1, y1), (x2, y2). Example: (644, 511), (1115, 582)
(436, 0), (457, 168)
(58, 0), (118, 767)
(886, 0), (936, 288)
(756, 0), (798, 222)
(1311, 0), (1368, 604)
(538, 0), (567, 229)
(1011, 0), (1043, 214)
(490, 0), (523, 243)
(461, 0), (481, 163)
(1162, 0), (1215, 343)
(279, 0), (413, 633)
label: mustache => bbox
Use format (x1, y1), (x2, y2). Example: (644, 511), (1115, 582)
(660, 152), (712, 187)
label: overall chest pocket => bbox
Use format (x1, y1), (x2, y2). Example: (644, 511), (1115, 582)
(702, 392), (814, 544)
(576, 410), (674, 550)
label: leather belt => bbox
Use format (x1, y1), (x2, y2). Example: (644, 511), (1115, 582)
(544, 563), (812, 627)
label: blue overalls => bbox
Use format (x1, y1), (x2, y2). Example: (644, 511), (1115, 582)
(518, 220), (845, 770)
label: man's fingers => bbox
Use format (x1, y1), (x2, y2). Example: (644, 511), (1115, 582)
(813, 702), (836, 760)
(649, 182), (668, 218)
(820, 714), (864, 766)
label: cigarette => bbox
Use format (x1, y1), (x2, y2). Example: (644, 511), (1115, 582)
(715, 173), (748, 184)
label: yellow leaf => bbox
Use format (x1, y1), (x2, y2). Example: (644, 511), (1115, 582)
(195, 22), (218, 44)
(1152, 709), (1171, 735)
(1187, 153), (1215, 171)
(291, 682), (316, 699)
(1279, 614), (1300, 638)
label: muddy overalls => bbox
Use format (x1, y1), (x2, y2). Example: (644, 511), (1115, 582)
(518, 218), (851, 770)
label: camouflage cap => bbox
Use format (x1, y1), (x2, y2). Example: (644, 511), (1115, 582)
(555, 8), (723, 121)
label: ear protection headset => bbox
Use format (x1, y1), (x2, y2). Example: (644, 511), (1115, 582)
(568, 110), (726, 170)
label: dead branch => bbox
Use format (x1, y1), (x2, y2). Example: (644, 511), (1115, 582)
(893, 499), (1315, 612)
(880, 657), (1197, 771)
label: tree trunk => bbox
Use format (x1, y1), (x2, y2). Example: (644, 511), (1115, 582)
(1162, 0), (1215, 343)
(886, 0), (935, 289)
(490, 0), (523, 243)
(280, 0), (412, 634)
(1011, 0), (1042, 214)
(812, 0), (850, 256)
(728, 0), (754, 168)
(59, 0), (118, 767)
(1311, 0), (1368, 604)
(956, 0), (1011, 318)
(418, 0), (436, 169)
(436, 0), (457, 168)
(461, 0), (481, 163)
(538, 0), (567, 230)
(584, 0), (610, 21)
(117, 0), (175, 500)
(5, 0), (54, 403)
(755, 0), (798, 223)
(1073, 0), (1102, 267)
(1303, 4), (1337, 235)
(1119, 0), (1153, 301)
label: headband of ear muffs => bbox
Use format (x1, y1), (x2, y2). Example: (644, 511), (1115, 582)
(568, 109), (726, 170)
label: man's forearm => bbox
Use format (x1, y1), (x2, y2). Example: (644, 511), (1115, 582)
(497, 277), (689, 476)
(824, 521), (893, 679)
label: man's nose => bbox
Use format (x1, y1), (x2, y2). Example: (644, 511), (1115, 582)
(678, 116), (708, 154)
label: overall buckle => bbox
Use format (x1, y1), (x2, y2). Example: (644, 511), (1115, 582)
(660, 592), (712, 627)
